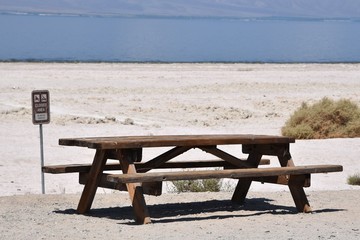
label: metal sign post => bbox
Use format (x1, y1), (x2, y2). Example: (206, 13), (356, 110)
(32, 90), (50, 194)
(39, 124), (45, 194)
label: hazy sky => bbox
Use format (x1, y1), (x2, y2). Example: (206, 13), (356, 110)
(1, 0), (360, 18)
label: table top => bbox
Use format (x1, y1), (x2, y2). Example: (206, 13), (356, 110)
(59, 134), (295, 149)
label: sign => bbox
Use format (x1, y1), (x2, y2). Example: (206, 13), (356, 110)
(32, 90), (50, 125)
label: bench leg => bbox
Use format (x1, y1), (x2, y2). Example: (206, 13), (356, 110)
(77, 149), (107, 214)
(118, 149), (151, 224)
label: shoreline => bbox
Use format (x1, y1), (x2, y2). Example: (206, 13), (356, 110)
(2, 60), (360, 64)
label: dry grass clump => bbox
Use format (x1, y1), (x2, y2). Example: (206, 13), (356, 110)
(282, 98), (360, 139)
(347, 174), (360, 186)
(171, 178), (222, 193)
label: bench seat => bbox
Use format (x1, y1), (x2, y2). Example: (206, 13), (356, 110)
(106, 164), (343, 184)
(42, 159), (271, 174)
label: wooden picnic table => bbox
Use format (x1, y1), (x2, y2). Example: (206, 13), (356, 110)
(44, 134), (343, 224)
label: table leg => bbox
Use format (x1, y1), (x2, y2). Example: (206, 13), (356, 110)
(77, 149), (107, 214)
(231, 177), (253, 204)
(117, 149), (151, 224)
(231, 152), (262, 204)
(278, 148), (312, 213)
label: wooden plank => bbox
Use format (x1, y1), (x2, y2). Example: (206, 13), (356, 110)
(139, 146), (192, 172)
(277, 152), (312, 213)
(117, 149), (151, 224)
(79, 173), (162, 196)
(59, 134), (295, 149)
(251, 174), (311, 187)
(176, 159), (270, 168)
(76, 149), (107, 214)
(289, 185), (312, 213)
(231, 152), (263, 204)
(106, 148), (142, 161)
(42, 159), (271, 174)
(42, 163), (120, 173)
(199, 146), (252, 168)
(107, 165), (343, 183)
(242, 144), (291, 156)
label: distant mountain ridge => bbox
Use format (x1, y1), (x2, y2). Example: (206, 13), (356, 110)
(1, 0), (360, 18)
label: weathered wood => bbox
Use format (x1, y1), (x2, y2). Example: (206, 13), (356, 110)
(42, 159), (272, 174)
(77, 149), (107, 214)
(59, 134), (295, 149)
(43, 163), (121, 173)
(107, 165), (343, 184)
(242, 143), (291, 156)
(251, 174), (311, 187)
(199, 146), (253, 168)
(117, 149), (151, 224)
(277, 151), (312, 213)
(139, 146), (192, 172)
(231, 151), (263, 204)
(289, 185), (312, 212)
(106, 148), (142, 162)
(79, 173), (162, 196)
(78, 171), (306, 194)
(52, 133), (346, 223)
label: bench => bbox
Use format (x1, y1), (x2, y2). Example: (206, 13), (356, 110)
(43, 161), (342, 195)
(43, 159), (271, 195)
(42, 159), (271, 173)
(103, 164), (341, 196)
(106, 164), (343, 183)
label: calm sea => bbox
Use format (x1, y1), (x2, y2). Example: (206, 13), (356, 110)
(1, 13), (360, 63)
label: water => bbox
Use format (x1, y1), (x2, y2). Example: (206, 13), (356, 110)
(1, 13), (360, 63)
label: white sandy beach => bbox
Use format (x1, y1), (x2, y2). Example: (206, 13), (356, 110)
(0, 63), (360, 239)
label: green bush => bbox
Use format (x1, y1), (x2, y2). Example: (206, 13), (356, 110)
(171, 178), (222, 193)
(347, 174), (360, 186)
(282, 98), (360, 139)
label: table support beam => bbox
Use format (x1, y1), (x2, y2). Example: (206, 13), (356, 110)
(199, 146), (252, 168)
(139, 146), (192, 172)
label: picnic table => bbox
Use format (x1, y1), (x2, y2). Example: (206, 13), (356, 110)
(43, 134), (343, 224)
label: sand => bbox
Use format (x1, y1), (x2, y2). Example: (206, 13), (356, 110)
(0, 62), (359, 239)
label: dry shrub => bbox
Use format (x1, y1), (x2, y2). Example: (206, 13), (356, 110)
(171, 178), (222, 193)
(282, 98), (360, 139)
(347, 174), (360, 186)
